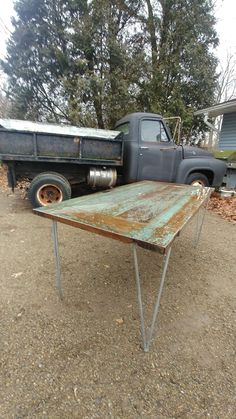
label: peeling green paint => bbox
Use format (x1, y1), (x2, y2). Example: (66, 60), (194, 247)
(34, 181), (212, 253)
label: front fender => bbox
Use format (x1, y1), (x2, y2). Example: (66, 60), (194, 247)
(176, 158), (227, 186)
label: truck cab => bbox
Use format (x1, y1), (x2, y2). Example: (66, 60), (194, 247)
(115, 113), (226, 187)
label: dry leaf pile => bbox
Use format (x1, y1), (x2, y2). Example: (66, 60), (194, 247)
(0, 165), (30, 197)
(208, 194), (236, 224)
(0, 165), (8, 192)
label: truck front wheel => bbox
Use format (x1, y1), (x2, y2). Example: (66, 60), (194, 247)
(186, 172), (209, 187)
(28, 172), (71, 207)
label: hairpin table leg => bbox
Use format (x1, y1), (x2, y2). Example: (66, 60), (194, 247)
(133, 244), (172, 352)
(52, 220), (63, 300)
(194, 194), (211, 248)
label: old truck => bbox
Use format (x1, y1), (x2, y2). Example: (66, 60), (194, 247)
(0, 113), (226, 207)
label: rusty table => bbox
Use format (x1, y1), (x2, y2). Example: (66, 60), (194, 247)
(34, 181), (211, 352)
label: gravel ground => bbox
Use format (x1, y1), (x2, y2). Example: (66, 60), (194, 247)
(0, 186), (236, 418)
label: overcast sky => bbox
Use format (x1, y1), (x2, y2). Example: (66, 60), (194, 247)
(0, 0), (235, 67)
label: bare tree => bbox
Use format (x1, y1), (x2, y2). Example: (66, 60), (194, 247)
(216, 52), (236, 102)
(0, 70), (12, 118)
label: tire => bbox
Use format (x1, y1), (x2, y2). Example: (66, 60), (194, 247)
(28, 172), (71, 207)
(186, 172), (209, 187)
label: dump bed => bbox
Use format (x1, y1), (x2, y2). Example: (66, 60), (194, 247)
(0, 119), (123, 166)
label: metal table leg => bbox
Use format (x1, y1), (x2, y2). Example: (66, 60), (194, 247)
(133, 243), (147, 350)
(194, 194), (211, 248)
(52, 220), (63, 300)
(133, 244), (172, 352)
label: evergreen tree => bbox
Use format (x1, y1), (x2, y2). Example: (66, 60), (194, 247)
(139, 0), (218, 134)
(1, 0), (219, 136)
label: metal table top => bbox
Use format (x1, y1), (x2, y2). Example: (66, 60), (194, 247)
(34, 181), (212, 254)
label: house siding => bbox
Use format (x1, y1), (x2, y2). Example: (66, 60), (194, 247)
(219, 112), (236, 150)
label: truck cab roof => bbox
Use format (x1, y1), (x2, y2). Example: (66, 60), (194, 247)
(115, 112), (163, 127)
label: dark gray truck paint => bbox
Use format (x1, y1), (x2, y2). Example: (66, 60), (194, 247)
(0, 112), (227, 206)
(115, 113), (226, 187)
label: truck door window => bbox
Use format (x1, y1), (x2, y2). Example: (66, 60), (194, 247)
(141, 120), (169, 142)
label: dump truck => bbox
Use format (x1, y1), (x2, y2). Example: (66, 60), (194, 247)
(0, 113), (227, 207)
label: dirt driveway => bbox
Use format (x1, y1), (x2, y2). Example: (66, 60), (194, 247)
(0, 188), (236, 418)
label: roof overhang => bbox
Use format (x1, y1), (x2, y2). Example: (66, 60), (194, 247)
(194, 99), (236, 118)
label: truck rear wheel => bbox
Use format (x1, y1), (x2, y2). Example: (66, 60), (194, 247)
(28, 172), (71, 207)
(186, 172), (209, 187)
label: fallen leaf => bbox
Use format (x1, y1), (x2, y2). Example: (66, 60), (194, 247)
(11, 272), (23, 279)
(115, 318), (124, 325)
(73, 386), (80, 402)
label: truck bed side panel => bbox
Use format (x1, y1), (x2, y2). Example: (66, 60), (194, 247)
(0, 132), (33, 155)
(0, 129), (123, 166)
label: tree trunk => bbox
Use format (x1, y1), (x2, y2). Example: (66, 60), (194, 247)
(146, 0), (158, 71)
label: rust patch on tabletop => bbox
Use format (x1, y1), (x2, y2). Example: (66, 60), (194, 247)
(121, 206), (157, 223)
(61, 210), (144, 233)
(152, 196), (200, 241)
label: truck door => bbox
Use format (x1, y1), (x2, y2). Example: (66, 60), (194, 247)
(137, 118), (181, 182)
